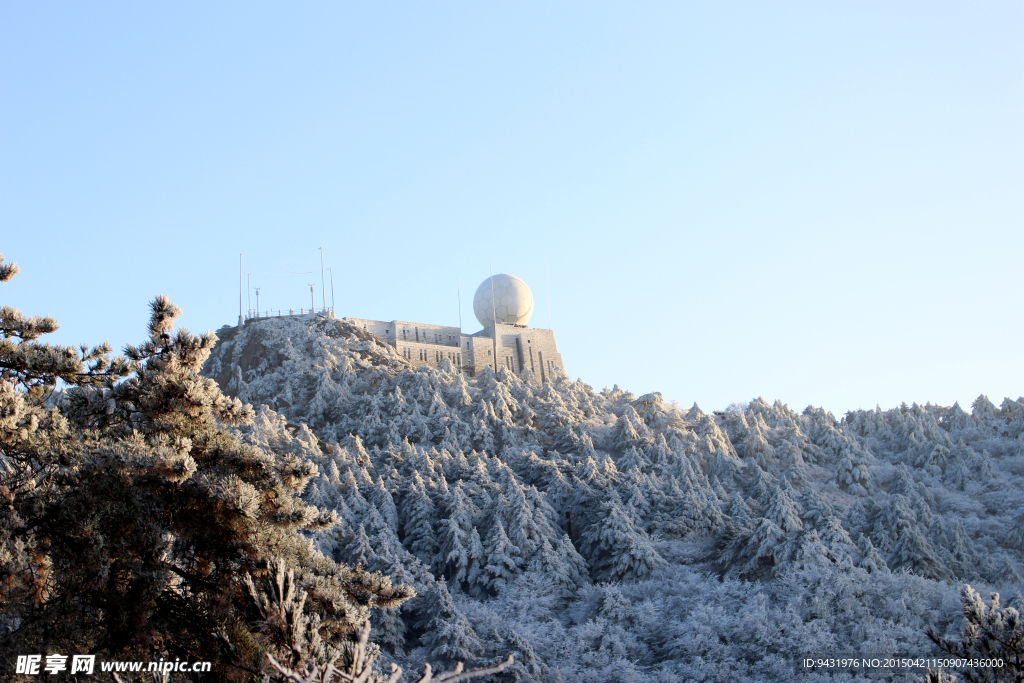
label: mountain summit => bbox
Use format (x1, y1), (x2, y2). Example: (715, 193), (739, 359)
(202, 313), (1024, 682)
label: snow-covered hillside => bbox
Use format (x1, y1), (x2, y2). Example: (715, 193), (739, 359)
(203, 314), (1024, 682)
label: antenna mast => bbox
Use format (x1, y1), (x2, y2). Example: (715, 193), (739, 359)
(308, 284), (315, 312)
(489, 249), (497, 372)
(327, 266), (335, 315)
(255, 287), (260, 317)
(546, 254), (551, 330)
(238, 254), (244, 327)
(319, 247), (326, 312)
(456, 263), (462, 331)
(247, 273), (251, 318)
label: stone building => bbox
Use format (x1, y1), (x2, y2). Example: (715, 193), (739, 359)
(341, 273), (566, 382)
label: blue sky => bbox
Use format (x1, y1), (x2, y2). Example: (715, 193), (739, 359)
(3, 2), (1022, 415)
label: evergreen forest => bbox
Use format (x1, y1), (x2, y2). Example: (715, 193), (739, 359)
(3, 254), (1023, 682)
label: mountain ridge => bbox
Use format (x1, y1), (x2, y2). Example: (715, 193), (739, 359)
(202, 313), (1024, 682)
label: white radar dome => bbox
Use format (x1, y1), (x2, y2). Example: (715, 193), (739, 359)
(473, 274), (534, 327)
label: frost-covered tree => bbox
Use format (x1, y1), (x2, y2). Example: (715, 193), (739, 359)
(371, 476), (400, 532)
(835, 452), (872, 495)
(0, 259), (414, 676)
(719, 517), (789, 579)
(437, 516), (471, 584)
(762, 484), (803, 534)
(496, 467), (551, 560)
(341, 524), (378, 567)
(250, 561), (511, 683)
(928, 584), (1024, 683)
(401, 472), (439, 565)
(465, 526), (488, 597)
(1005, 509), (1024, 552)
(578, 496), (665, 582)
(856, 534), (889, 574)
(604, 529), (668, 582)
(611, 405), (652, 452)
(890, 518), (951, 581)
(481, 519), (522, 592)
(415, 579), (484, 666)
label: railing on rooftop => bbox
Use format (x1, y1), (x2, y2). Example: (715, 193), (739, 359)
(244, 307), (335, 322)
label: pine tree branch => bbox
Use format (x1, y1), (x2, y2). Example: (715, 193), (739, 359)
(0, 253), (19, 282)
(409, 655), (515, 683)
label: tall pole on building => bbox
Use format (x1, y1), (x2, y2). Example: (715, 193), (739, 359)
(327, 267), (335, 315)
(488, 249), (498, 372)
(255, 287), (260, 317)
(456, 263), (462, 331)
(546, 254), (552, 330)
(239, 254), (244, 326)
(319, 247), (326, 312)
(247, 273), (251, 318)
